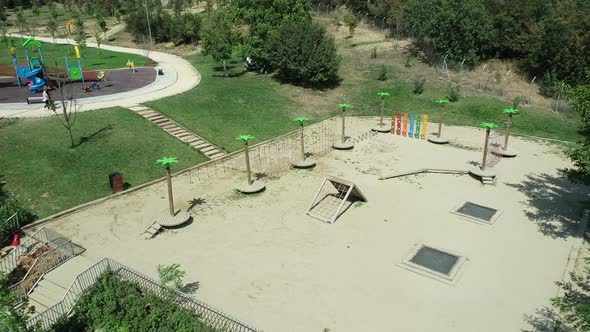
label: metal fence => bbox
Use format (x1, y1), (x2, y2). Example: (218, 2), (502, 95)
(9, 239), (76, 297)
(0, 227), (49, 274)
(28, 258), (263, 332)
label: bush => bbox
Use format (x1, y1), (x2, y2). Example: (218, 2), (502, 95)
(540, 71), (560, 98)
(377, 65), (387, 81)
(447, 85), (461, 102)
(55, 270), (214, 332)
(370, 47), (377, 59)
(0, 187), (36, 248)
(413, 77), (425, 94)
(267, 19), (340, 86)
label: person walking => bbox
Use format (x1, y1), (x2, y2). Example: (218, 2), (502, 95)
(42, 87), (50, 109)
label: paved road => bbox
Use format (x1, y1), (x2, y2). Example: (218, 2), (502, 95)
(0, 34), (200, 118)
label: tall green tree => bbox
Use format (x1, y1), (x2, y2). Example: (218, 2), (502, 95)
(267, 19), (340, 86)
(403, 0), (494, 67)
(566, 79), (590, 183)
(201, 12), (237, 76)
(224, 0), (312, 64)
(0, 272), (32, 332)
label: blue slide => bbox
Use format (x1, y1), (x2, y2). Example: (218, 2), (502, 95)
(23, 67), (46, 93)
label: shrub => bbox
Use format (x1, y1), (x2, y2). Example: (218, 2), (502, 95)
(413, 77), (426, 94)
(540, 70), (560, 98)
(447, 85), (461, 102)
(267, 19), (340, 86)
(56, 271), (214, 332)
(0, 188), (36, 247)
(377, 65), (387, 81)
(370, 47), (377, 59)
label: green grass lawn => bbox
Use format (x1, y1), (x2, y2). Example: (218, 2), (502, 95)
(0, 108), (207, 219)
(1, 39), (151, 71)
(349, 68), (582, 143)
(146, 55), (300, 152)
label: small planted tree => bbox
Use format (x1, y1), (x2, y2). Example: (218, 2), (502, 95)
(373, 91), (391, 132)
(157, 263), (185, 290)
(498, 107), (520, 157)
(236, 135), (265, 193)
(293, 117), (316, 169)
(343, 13), (358, 38)
(201, 13), (237, 77)
(428, 99), (450, 144)
(45, 79), (79, 148)
(156, 157), (179, 216)
(479, 122), (499, 171)
(333, 103), (354, 150)
(46, 18), (58, 44)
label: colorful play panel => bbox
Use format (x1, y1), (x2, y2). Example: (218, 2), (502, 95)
(390, 112), (429, 140)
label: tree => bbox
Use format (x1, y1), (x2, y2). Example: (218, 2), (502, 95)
(93, 29), (103, 58)
(267, 19), (340, 86)
(45, 79), (80, 149)
(434, 99), (449, 139)
(375, 91), (391, 130)
(502, 107), (519, 155)
(95, 11), (108, 34)
(566, 79), (590, 183)
(225, 0), (312, 65)
(343, 12), (357, 38)
(293, 117), (315, 168)
(236, 135), (255, 186)
(73, 16), (87, 49)
(0, 272), (32, 332)
(47, 1), (59, 19)
(479, 122), (499, 171)
(155, 157), (179, 216)
(552, 257), (590, 331)
(402, 0), (494, 67)
(46, 18), (58, 43)
(201, 12), (236, 77)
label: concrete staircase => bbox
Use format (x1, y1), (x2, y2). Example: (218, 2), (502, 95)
(28, 255), (95, 318)
(128, 105), (227, 160)
(481, 176), (495, 186)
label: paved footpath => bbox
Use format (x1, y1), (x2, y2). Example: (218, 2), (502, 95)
(0, 34), (200, 118)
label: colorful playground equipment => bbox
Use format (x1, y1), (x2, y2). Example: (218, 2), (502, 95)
(127, 59), (136, 72)
(65, 45), (84, 82)
(11, 38), (47, 93)
(391, 112), (429, 140)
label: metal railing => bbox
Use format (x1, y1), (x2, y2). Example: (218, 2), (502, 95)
(0, 227), (47, 274)
(28, 258), (263, 332)
(9, 240), (76, 297)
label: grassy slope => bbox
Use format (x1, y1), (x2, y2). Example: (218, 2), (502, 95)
(1, 40), (150, 71)
(146, 55), (300, 152)
(0, 108), (207, 218)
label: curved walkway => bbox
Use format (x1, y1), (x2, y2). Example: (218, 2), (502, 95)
(0, 34), (200, 118)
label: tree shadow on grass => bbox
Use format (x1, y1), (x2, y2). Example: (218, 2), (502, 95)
(506, 172), (590, 240)
(73, 125), (113, 148)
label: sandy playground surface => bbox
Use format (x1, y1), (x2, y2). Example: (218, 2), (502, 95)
(43, 118), (590, 332)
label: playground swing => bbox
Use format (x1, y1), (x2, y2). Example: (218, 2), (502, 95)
(65, 46), (85, 82)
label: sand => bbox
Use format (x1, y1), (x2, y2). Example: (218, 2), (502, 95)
(43, 118), (590, 332)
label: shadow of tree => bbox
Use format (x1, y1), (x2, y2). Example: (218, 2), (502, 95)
(180, 281), (200, 294)
(506, 172), (590, 239)
(74, 125), (113, 148)
(521, 306), (572, 332)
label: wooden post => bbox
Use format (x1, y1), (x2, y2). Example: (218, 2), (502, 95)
(481, 129), (490, 171)
(341, 110), (346, 143)
(379, 97), (385, 126)
(438, 106), (444, 138)
(244, 142), (252, 185)
(166, 167), (175, 216)
(300, 123), (305, 161)
(504, 114), (512, 150)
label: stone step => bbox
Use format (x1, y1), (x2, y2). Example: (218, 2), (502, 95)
(200, 146), (217, 152)
(129, 106), (150, 112)
(147, 114), (164, 120)
(168, 128), (185, 134)
(176, 132), (192, 138)
(185, 137), (202, 143)
(152, 118), (169, 124)
(139, 111), (158, 117)
(191, 142), (210, 149)
(208, 152), (226, 159)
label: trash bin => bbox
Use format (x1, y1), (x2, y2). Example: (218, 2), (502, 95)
(109, 172), (124, 193)
(158, 68), (164, 75)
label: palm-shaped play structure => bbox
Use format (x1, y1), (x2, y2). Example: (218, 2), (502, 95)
(373, 91), (391, 133)
(468, 122), (500, 182)
(428, 99), (450, 144)
(293, 117), (316, 169)
(154, 157), (191, 228)
(236, 135), (266, 193)
(498, 108), (519, 157)
(333, 103), (354, 150)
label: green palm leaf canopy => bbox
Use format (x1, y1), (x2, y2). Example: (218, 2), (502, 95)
(435, 99), (450, 105)
(236, 134), (255, 143)
(377, 92), (391, 97)
(503, 108), (520, 115)
(480, 122), (499, 130)
(293, 117), (310, 124)
(156, 156), (179, 167)
(338, 103), (352, 110)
